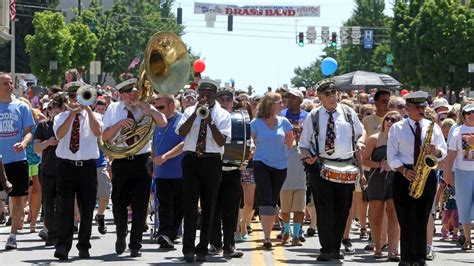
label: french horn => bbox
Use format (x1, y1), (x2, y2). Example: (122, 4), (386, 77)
(99, 32), (190, 159)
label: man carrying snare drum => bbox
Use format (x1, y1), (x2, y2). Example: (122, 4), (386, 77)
(299, 79), (365, 262)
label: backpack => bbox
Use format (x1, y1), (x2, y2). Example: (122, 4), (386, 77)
(310, 104), (356, 159)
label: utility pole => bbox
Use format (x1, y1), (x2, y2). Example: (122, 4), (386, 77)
(78, 0), (81, 16)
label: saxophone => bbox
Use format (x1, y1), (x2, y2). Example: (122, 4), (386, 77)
(408, 113), (438, 199)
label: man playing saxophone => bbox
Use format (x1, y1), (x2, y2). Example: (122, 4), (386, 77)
(387, 91), (447, 266)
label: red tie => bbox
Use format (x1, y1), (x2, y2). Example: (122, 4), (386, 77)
(69, 114), (80, 153)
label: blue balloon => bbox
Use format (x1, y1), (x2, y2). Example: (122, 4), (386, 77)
(320, 57), (338, 76)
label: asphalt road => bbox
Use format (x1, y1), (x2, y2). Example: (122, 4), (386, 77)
(0, 209), (473, 265)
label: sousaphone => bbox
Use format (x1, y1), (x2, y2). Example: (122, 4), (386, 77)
(100, 32), (190, 159)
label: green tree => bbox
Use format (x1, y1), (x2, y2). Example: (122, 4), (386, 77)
(391, 0), (424, 87)
(24, 11), (74, 86)
(0, 0), (60, 73)
(414, 0), (474, 94)
(68, 21), (99, 70)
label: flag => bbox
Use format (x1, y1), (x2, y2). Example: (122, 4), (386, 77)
(127, 57), (141, 70)
(9, 0), (16, 21)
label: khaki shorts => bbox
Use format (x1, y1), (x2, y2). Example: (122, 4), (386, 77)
(280, 189), (306, 213)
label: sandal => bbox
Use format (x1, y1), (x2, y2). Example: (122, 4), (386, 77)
(462, 242), (472, 250)
(373, 251), (384, 259)
(388, 252), (400, 262)
(360, 227), (368, 239)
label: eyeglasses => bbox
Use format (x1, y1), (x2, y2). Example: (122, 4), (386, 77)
(322, 90), (337, 97)
(156, 105), (166, 111)
(384, 116), (400, 123)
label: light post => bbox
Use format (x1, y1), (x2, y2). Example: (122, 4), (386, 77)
(49, 60), (57, 85)
(448, 65), (455, 104)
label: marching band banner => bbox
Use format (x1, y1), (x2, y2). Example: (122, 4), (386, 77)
(194, 2), (320, 17)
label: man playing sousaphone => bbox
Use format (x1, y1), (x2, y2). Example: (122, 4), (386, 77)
(102, 78), (166, 257)
(299, 79), (365, 262)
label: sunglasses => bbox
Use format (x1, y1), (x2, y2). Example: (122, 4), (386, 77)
(274, 100), (282, 104)
(322, 89), (337, 97)
(156, 105), (166, 111)
(384, 116), (400, 123)
(464, 111), (474, 116)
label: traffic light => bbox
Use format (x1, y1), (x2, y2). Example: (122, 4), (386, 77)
(177, 7), (182, 24)
(298, 32), (304, 47)
(331, 32), (337, 47)
(227, 15), (233, 31)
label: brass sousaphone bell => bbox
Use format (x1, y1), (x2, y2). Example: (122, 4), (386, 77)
(100, 32), (190, 159)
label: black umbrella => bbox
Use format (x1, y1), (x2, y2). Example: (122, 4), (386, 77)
(333, 71), (402, 90)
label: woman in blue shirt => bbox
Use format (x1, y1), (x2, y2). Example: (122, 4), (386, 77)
(250, 92), (294, 249)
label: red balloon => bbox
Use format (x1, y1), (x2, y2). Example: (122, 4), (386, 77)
(400, 89), (409, 97)
(193, 60), (206, 73)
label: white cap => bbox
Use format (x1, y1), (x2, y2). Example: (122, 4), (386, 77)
(286, 88), (304, 100)
(432, 98), (451, 111)
(198, 78), (219, 91)
(463, 103), (474, 112)
(65, 81), (85, 92)
(403, 90), (429, 106)
(116, 78), (138, 92)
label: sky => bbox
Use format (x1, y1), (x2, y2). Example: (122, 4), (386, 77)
(176, 0), (394, 94)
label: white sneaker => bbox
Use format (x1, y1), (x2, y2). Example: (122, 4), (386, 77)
(426, 245), (435, 260)
(5, 237), (17, 249)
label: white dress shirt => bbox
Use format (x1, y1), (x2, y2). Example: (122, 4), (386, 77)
(299, 104), (364, 160)
(102, 101), (155, 155)
(387, 118), (447, 169)
(176, 101), (231, 155)
(54, 110), (103, 161)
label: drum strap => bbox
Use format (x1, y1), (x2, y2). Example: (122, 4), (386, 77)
(310, 104), (356, 162)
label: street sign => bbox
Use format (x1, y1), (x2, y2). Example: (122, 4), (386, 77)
(364, 30), (373, 49)
(321, 26), (329, 44)
(205, 12), (216, 27)
(469, 63), (474, 73)
(351, 26), (361, 45)
(386, 53), (394, 66)
(306, 26), (316, 44)
(340, 27), (348, 45)
(90, 61), (101, 75)
(49, 61), (57, 70)
(381, 66), (392, 73)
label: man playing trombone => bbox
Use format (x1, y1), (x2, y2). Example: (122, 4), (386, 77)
(102, 78), (166, 258)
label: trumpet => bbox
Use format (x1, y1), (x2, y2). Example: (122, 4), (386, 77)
(196, 103), (209, 119)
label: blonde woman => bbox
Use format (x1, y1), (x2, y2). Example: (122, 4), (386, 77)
(250, 92), (294, 249)
(362, 110), (402, 261)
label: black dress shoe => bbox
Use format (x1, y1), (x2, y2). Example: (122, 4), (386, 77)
(115, 238), (126, 255)
(54, 249), (69, 261)
(332, 251), (345, 260)
(78, 249), (90, 259)
(398, 261), (411, 266)
(196, 253), (207, 262)
(130, 248), (141, 257)
(317, 252), (332, 261)
(183, 253), (194, 263)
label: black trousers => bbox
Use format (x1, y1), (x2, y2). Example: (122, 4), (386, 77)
(309, 165), (354, 255)
(393, 170), (436, 264)
(55, 159), (97, 253)
(111, 155), (151, 250)
(182, 153), (222, 256)
(210, 169), (242, 249)
(40, 173), (57, 242)
(156, 178), (184, 240)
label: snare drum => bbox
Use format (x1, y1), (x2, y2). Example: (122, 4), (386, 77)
(223, 110), (251, 169)
(320, 160), (360, 184)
